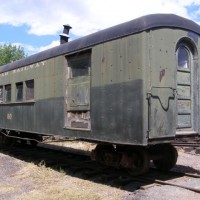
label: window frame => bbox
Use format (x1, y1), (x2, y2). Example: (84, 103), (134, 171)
(5, 84), (12, 103)
(25, 79), (34, 101)
(67, 51), (91, 78)
(0, 85), (3, 103)
(16, 82), (23, 102)
(177, 45), (191, 70)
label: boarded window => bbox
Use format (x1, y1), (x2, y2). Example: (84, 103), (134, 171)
(67, 52), (91, 77)
(16, 82), (23, 101)
(67, 76), (90, 111)
(5, 84), (11, 102)
(0, 86), (3, 103)
(25, 80), (34, 100)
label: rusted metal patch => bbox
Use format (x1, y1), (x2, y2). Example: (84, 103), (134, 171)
(159, 69), (165, 82)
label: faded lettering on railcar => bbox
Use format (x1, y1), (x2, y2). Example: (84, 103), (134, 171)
(0, 61), (46, 77)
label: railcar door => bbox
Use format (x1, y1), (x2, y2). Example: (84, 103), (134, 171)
(65, 50), (91, 130)
(176, 41), (198, 134)
(147, 30), (177, 139)
(148, 86), (176, 139)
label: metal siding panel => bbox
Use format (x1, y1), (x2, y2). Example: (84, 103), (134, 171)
(90, 34), (145, 144)
(149, 29), (177, 87)
(92, 45), (102, 86)
(148, 29), (177, 138)
(55, 57), (64, 74)
(91, 80), (144, 144)
(0, 97), (65, 134)
(35, 98), (64, 134)
(92, 34), (144, 86)
(105, 42), (113, 84)
(15, 105), (22, 129)
(55, 74), (64, 97)
(24, 104), (34, 130)
(46, 58), (55, 77)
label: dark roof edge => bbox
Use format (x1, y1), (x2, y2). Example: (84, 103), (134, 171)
(1, 13), (200, 73)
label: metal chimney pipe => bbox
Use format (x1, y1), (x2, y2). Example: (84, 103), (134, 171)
(60, 24), (72, 44)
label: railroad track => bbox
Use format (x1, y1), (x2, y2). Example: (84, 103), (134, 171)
(173, 142), (200, 147)
(138, 169), (200, 193)
(172, 136), (200, 148)
(0, 142), (200, 194)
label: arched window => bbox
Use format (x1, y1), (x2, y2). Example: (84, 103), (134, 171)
(177, 46), (190, 68)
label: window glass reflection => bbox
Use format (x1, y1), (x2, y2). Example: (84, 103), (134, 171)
(177, 47), (190, 68)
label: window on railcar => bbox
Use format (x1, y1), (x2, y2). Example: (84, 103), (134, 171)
(0, 86), (3, 103)
(67, 52), (91, 78)
(5, 84), (11, 102)
(177, 46), (190, 69)
(25, 80), (34, 100)
(66, 51), (91, 111)
(16, 82), (23, 101)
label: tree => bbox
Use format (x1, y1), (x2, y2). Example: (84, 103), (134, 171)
(0, 44), (26, 66)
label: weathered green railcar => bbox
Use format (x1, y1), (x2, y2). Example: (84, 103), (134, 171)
(0, 14), (200, 174)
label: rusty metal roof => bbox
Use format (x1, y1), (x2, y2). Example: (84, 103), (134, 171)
(1, 13), (200, 73)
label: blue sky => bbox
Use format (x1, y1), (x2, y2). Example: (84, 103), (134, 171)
(0, 0), (200, 55)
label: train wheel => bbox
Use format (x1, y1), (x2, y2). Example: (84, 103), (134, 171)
(29, 135), (41, 147)
(19, 139), (27, 146)
(152, 144), (178, 171)
(29, 140), (38, 147)
(1, 135), (15, 146)
(93, 144), (115, 164)
(0, 133), (4, 145)
(126, 147), (150, 176)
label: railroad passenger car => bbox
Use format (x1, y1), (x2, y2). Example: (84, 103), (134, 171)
(0, 14), (200, 174)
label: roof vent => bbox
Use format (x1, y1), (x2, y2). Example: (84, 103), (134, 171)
(60, 24), (72, 44)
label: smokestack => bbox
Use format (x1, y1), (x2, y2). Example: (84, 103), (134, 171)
(60, 24), (72, 44)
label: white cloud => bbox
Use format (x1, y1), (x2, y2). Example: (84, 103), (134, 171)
(0, 0), (200, 54)
(0, 0), (91, 36)
(38, 40), (60, 52)
(11, 40), (60, 55)
(0, 0), (200, 37)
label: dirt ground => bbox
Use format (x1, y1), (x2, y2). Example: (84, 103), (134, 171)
(0, 145), (200, 200)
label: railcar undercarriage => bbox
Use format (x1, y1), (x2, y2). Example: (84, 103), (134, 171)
(0, 129), (178, 175)
(0, 129), (44, 146)
(91, 143), (178, 175)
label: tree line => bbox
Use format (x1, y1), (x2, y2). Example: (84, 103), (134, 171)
(0, 44), (26, 66)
